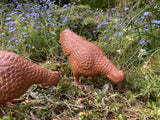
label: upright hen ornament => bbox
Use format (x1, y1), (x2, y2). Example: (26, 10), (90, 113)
(60, 29), (124, 86)
(0, 51), (60, 106)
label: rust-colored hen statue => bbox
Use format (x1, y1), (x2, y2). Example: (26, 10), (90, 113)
(60, 29), (124, 86)
(0, 51), (60, 106)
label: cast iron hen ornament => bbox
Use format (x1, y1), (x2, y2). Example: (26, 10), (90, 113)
(0, 51), (60, 106)
(60, 29), (124, 86)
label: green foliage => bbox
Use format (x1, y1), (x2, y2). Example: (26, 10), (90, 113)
(0, 112), (13, 120)
(81, 0), (116, 10)
(81, 0), (108, 9)
(54, 0), (80, 7)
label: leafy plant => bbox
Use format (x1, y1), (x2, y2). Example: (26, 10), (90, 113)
(81, 0), (116, 10)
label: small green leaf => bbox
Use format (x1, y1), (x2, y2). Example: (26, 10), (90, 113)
(102, 84), (109, 94)
(50, 31), (56, 35)
(8, 112), (13, 120)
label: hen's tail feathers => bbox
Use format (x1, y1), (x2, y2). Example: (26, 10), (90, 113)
(60, 29), (72, 56)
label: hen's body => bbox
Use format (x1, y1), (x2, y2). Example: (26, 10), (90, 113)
(0, 51), (60, 105)
(60, 29), (124, 85)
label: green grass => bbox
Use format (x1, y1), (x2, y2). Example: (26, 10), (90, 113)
(0, 0), (160, 119)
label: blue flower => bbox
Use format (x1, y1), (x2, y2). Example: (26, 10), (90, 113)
(124, 7), (129, 11)
(8, 37), (18, 42)
(28, 44), (32, 49)
(101, 12), (104, 14)
(141, 16), (145, 20)
(22, 32), (26, 35)
(144, 28), (148, 31)
(14, 37), (18, 40)
(47, 9), (49, 14)
(8, 37), (11, 40)
(98, 21), (109, 29)
(116, 33), (119, 37)
(36, 26), (41, 29)
(145, 25), (148, 27)
(139, 40), (146, 45)
(144, 12), (149, 16)
(6, 17), (12, 21)
(156, 25), (160, 28)
(49, 2), (53, 6)
(9, 27), (16, 33)
(13, 0), (17, 3)
(19, 39), (22, 42)
(119, 22), (122, 26)
(22, 3), (28, 7)
(104, 35), (107, 38)
(106, 29), (109, 32)
(6, 43), (9, 46)
(62, 18), (68, 23)
(63, 4), (68, 9)
(10, 12), (17, 16)
(23, 35), (29, 38)
(61, 15), (65, 17)
(47, 17), (52, 21)
(12, 45), (16, 49)
(154, 6), (157, 9)
(31, 22), (36, 26)
(121, 25), (125, 28)
(24, 21), (28, 24)
(142, 51), (146, 55)
(20, 17), (26, 22)
(50, 23), (56, 26)
(108, 17), (112, 20)
(5, 21), (16, 27)
(48, 14), (52, 17)
(93, 30), (96, 33)
(19, 12), (24, 17)
(1, 33), (5, 36)
(119, 32), (123, 35)
(152, 20), (160, 24)
(30, 7), (34, 10)
(97, 25), (101, 29)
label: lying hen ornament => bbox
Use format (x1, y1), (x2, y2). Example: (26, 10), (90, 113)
(60, 29), (124, 86)
(0, 51), (60, 106)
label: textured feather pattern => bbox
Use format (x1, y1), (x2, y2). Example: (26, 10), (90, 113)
(60, 29), (124, 85)
(0, 51), (60, 105)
